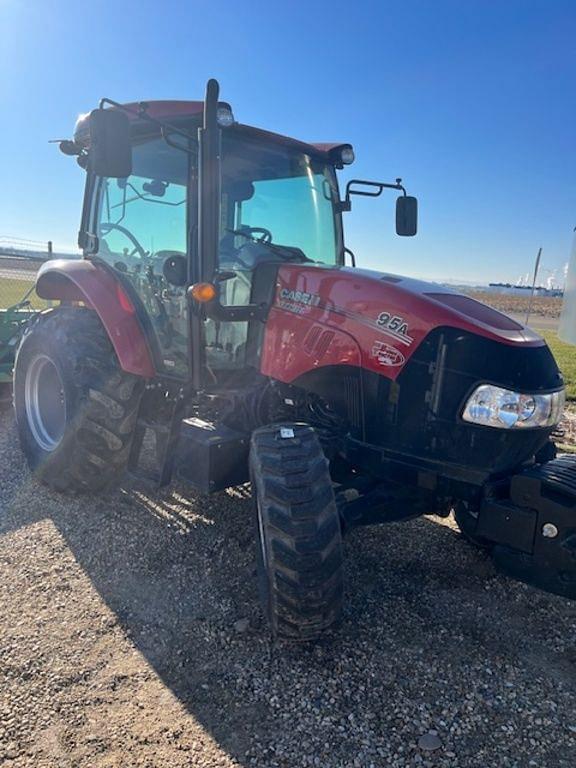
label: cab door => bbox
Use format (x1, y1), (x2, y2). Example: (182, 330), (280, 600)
(93, 136), (193, 377)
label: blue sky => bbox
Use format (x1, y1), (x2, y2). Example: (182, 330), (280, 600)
(0, 0), (574, 284)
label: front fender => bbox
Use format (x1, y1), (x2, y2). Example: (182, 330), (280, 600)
(36, 259), (155, 378)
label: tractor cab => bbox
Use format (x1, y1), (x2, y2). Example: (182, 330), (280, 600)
(73, 97), (347, 385)
(64, 87), (414, 393)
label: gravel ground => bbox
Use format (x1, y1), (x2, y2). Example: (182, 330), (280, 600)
(1, 407), (576, 768)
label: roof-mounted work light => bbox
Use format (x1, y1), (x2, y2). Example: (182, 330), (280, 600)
(339, 145), (355, 165)
(216, 104), (235, 127)
(326, 144), (355, 168)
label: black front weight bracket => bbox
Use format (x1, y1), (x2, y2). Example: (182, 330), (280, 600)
(476, 455), (576, 600)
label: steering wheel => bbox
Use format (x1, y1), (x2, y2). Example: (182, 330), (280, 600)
(100, 222), (148, 260)
(229, 226), (273, 244)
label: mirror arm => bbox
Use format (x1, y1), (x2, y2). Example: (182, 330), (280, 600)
(95, 99), (197, 157)
(98, 97), (193, 142)
(340, 178), (407, 212)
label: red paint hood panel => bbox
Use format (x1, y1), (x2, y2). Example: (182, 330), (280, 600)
(261, 264), (544, 384)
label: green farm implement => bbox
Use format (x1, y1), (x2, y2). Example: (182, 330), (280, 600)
(0, 286), (39, 402)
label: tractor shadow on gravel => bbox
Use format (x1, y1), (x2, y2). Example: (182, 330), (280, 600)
(1, 410), (576, 765)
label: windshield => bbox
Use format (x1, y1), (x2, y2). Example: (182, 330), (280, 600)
(220, 134), (341, 265)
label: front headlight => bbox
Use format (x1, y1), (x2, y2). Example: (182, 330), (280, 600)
(462, 384), (565, 429)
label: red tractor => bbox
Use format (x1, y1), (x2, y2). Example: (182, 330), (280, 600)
(14, 80), (574, 640)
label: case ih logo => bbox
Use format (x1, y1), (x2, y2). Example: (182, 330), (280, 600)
(278, 288), (321, 315)
(371, 340), (405, 367)
(279, 288), (321, 306)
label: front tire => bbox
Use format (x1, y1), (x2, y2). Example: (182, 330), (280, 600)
(14, 307), (144, 493)
(250, 423), (344, 641)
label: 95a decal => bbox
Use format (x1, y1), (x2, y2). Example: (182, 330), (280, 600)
(376, 312), (414, 345)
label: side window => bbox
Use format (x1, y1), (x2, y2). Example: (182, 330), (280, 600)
(99, 179), (186, 258)
(95, 137), (191, 376)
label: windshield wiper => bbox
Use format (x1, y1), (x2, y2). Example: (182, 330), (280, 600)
(226, 228), (315, 263)
(231, 234), (312, 263)
(259, 240), (314, 263)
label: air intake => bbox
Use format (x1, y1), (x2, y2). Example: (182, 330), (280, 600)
(303, 327), (335, 359)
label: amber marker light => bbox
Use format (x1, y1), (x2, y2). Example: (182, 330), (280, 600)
(189, 282), (217, 303)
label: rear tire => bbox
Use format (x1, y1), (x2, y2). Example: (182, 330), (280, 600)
(14, 307), (144, 493)
(250, 423), (344, 641)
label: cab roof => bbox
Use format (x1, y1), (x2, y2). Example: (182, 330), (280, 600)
(74, 99), (349, 162)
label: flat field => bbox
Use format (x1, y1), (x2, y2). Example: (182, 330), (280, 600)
(467, 291), (562, 319)
(0, 277), (48, 310)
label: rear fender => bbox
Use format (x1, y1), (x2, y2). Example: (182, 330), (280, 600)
(36, 259), (155, 378)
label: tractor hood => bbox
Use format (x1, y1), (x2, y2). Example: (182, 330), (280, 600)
(261, 264), (546, 384)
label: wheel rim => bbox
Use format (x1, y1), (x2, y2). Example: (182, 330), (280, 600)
(24, 354), (66, 452)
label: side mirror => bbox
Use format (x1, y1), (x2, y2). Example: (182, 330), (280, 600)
(87, 109), (132, 178)
(162, 253), (188, 286)
(396, 196), (418, 237)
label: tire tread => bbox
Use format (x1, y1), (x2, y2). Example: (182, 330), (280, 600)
(15, 307), (144, 493)
(250, 423), (344, 641)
